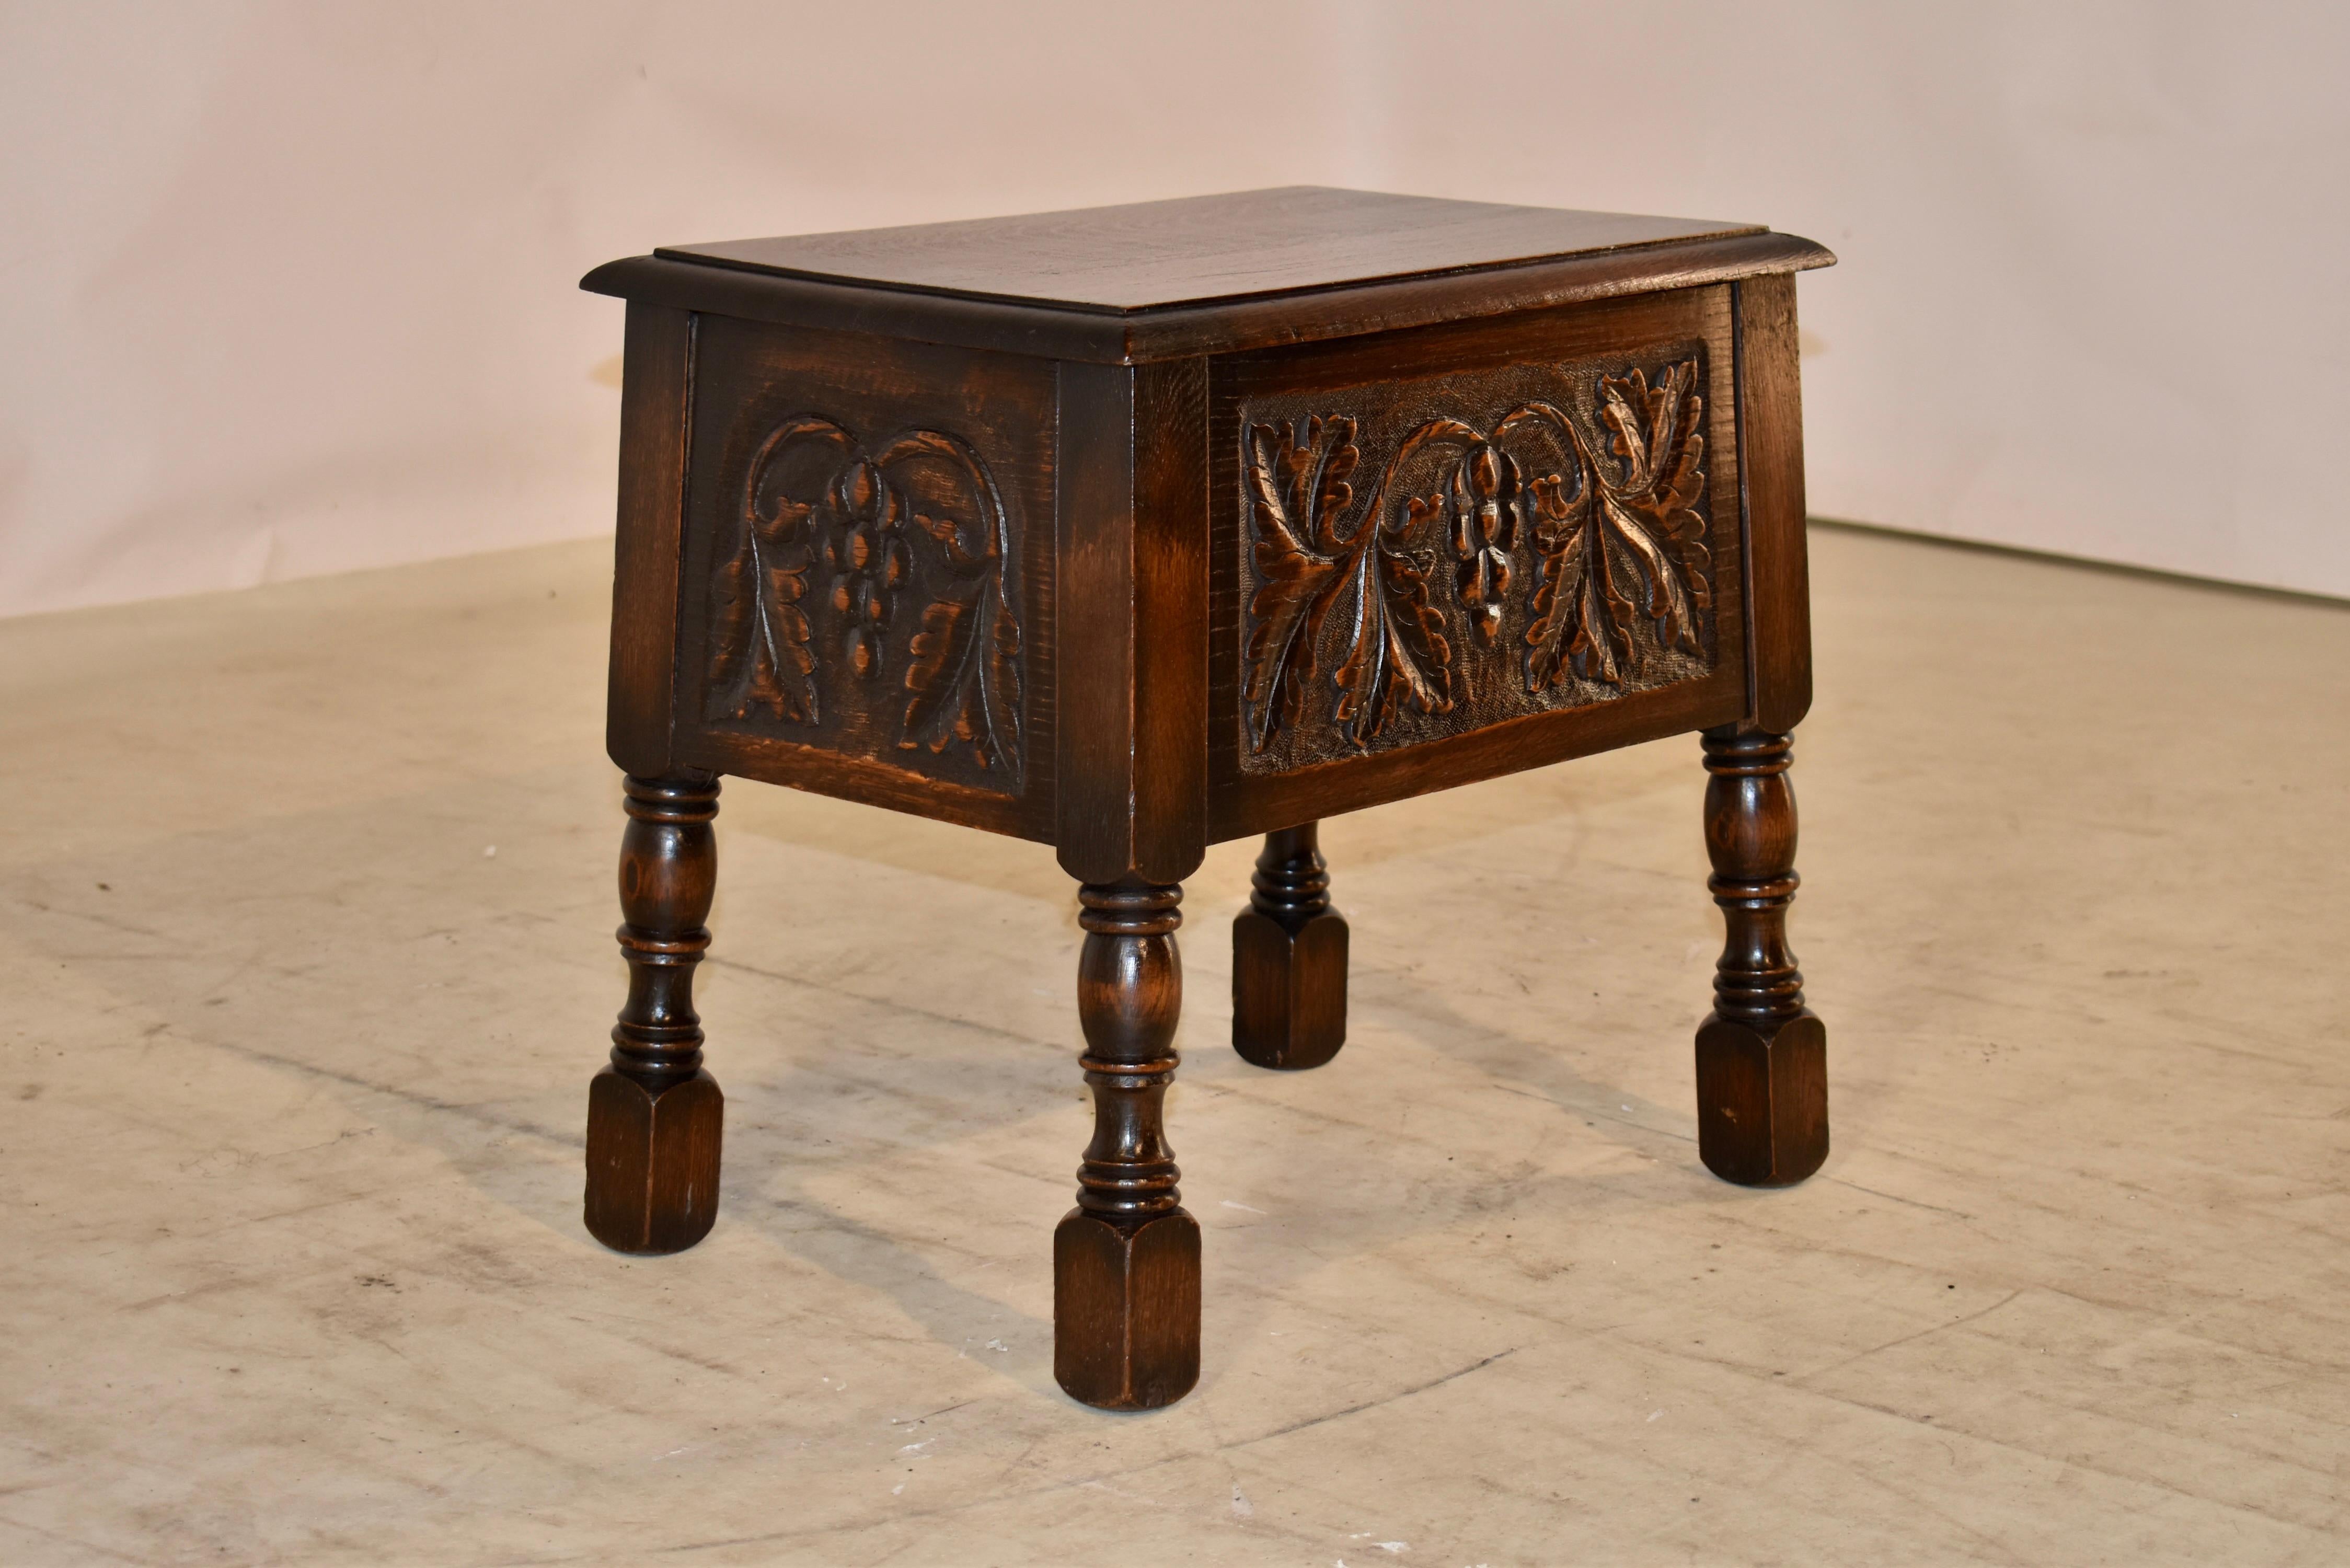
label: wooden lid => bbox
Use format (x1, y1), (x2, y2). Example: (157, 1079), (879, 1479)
(656, 187), (1764, 315)
(586, 186), (1832, 363)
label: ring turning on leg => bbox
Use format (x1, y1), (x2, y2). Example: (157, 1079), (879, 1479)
(1695, 729), (1828, 1187)
(1054, 881), (1201, 1410)
(584, 773), (725, 1254)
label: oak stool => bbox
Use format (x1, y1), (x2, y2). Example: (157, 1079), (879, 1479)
(579, 189), (1835, 1410)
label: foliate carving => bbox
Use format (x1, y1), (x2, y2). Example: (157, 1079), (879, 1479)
(1525, 364), (1711, 691)
(707, 417), (1023, 779)
(1240, 352), (1715, 765)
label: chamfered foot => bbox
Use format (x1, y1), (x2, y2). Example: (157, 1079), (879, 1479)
(584, 1066), (723, 1253)
(1694, 1011), (1826, 1187)
(1231, 823), (1348, 1071)
(1053, 1207), (1202, 1410)
(1232, 907), (1348, 1070)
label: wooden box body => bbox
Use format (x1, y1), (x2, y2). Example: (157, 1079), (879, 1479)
(589, 189), (1827, 880)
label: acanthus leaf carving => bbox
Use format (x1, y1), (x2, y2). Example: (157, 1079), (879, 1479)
(707, 418), (1023, 781)
(1241, 354), (1715, 758)
(1584, 362), (1711, 666)
(901, 570), (1024, 771)
(708, 418), (837, 724)
(1243, 416), (1473, 753)
(1240, 418), (1358, 753)
(1330, 536), (1454, 746)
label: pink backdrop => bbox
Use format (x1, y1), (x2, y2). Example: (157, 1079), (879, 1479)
(5, 0), (2345, 616)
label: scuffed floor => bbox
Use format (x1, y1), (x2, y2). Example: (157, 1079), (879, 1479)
(2, 527), (2345, 1565)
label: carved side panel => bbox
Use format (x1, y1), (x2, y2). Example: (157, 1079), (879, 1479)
(677, 316), (1054, 810)
(1234, 342), (1720, 773)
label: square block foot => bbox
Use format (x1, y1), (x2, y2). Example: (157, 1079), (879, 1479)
(1054, 1208), (1201, 1409)
(1695, 1012), (1827, 1187)
(584, 1067), (723, 1254)
(1231, 909), (1348, 1070)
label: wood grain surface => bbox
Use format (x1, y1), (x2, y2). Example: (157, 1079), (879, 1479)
(1204, 286), (1749, 839)
(582, 187), (1838, 1415)
(586, 230), (1832, 366)
(659, 187), (1759, 311)
(1732, 273), (1815, 732)
(670, 314), (1058, 840)
(605, 305), (695, 778)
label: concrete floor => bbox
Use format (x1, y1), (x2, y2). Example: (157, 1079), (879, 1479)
(2, 526), (2346, 1566)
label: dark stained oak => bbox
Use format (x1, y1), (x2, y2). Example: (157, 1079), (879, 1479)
(1205, 284), (1750, 838)
(584, 187), (1830, 366)
(606, 304), (696, 778)
(585, 774), (724, 1253)
(1057, 881), (1200, 1409)
(584, 234), (1834, 368)
(667, 315), (1058, 841)
(1232, 824), (1349, 1071)
(1054, 360), (1209, 884)
(1734, 274), (1815, 732)
(1694, 728), (1827, 1186)
(580, 187), (1835, 1411)
(660, 187), (1761, 312)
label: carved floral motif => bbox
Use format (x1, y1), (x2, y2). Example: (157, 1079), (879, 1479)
(708, 417), (1023, 778)
(1242, 358), (1712, 755)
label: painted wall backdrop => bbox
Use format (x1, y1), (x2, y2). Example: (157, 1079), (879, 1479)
(3, 0), (2344, 617)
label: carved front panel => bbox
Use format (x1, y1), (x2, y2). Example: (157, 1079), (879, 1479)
(1228, 329), (1732, 776)
(678, 316), (1053, 808)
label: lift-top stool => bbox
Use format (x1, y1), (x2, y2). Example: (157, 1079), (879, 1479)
(578, 187), (1836, 1409)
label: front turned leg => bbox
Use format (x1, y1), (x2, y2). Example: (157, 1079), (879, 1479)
(1231, 823), (1349, 1070)
(1696, 728), (1827, 1186)
(1055, 881), (1200, 1410)
(584, 773), (724, 1253)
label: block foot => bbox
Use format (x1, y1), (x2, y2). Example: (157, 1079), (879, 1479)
(1231, 823), (1348, 1071)
(1053, 1207), (1202, 1410)
(1695, 1012), (1826, 1187)
(584, 1067), (723, 1253)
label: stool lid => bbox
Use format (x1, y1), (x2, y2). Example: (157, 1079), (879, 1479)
(586, 186), (1831, 363)
(656, 187), (1761, 314)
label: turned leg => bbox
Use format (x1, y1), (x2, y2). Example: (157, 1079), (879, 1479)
(584, 773), (724, 1253)
(1696, 728), (1827, 1186)
(1055, 881), (1200, 1409)
(1231, 823), (1349, 1070)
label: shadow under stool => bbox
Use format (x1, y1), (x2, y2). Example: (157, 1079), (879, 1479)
(575, 187), (1836, 1410)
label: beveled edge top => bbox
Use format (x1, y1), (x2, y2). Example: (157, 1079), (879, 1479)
(583, 188), (1835, 364)
(650, 187), (1765, 315)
